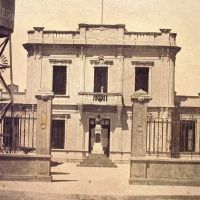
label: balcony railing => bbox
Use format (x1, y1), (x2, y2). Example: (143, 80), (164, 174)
(78, 92), (122, 105)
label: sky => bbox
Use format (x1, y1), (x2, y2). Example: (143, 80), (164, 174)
(3, 0), (200, 95)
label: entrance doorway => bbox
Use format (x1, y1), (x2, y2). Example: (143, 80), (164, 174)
(89, 118), (110, 156)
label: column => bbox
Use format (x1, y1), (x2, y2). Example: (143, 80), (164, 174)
(130, 91), (151, 182)
(35, 87), (54, 155)
(131, 100), (148, 157)
(171, 107), (180, 158)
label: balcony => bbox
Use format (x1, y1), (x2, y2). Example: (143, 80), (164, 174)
(78, 92), (122, 106)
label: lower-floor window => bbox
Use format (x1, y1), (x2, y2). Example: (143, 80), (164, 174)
(180, 120), (195, 152)
(51, 120), (65, 149)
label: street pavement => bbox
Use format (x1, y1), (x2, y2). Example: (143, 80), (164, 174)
(1, 162), (200, 199)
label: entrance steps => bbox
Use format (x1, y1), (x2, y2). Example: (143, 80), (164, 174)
(77, 154), (117, 168)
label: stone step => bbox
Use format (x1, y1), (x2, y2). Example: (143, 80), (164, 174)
(78, 153), (117, 168)
(87, 154), (107, 158)
(77, 164), (117, 168)
(79, 161), (115, 166)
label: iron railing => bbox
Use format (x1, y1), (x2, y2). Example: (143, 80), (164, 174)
(147, 118), (200, 158)
(147, 119), (171, 157)
(0, 113), (36, 153)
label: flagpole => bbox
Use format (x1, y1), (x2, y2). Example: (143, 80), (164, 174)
(101, 0), (103, 25)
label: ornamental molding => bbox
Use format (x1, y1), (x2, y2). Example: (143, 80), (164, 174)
(90, 55), (113, 65)
(49, 58), (72, 65)
(131, 61), (154, 66)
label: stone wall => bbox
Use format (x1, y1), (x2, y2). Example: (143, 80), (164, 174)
(130, 157), (200, 186)
(0, 154), (51, 182)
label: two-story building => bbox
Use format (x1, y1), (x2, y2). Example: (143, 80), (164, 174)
(19, 23), (181, 163)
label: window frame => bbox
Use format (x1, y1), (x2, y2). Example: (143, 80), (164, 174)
(93, 66), (108, 93)
(132, 61), (153, 96)
(49, 58), (72, 96)
(52, 65), (67, 95)
(135, 67), (149, 93)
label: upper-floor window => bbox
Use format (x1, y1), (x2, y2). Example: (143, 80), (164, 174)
(53, 65), (66, 95)
(94, 67), (108, 93)
(135, 67), (149, 93)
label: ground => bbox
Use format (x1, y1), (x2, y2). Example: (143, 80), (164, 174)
(0, 163), (200, 199)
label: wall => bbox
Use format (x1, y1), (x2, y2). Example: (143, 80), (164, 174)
(0, 154), (51, 182)
(130, 157), (200, 186)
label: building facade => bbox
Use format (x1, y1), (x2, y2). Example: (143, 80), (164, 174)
(20, 23), (181, 163)
(6, 23), (200, 164)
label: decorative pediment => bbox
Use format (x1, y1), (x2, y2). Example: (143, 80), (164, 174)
(49, 58), (72, 65)
(90, 56), (113, 65)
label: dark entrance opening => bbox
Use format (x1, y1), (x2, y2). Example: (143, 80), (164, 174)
(94, 67), (108, 93)
(89, 118), (110, 157)
(51, 120), (65, 149)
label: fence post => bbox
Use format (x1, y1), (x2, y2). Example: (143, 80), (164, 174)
(129, 91), (151, 183)
(35, 88), (54, 155)
(171, 107), (180, 158)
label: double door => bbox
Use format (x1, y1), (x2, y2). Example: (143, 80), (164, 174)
(89, 118), (110, 156)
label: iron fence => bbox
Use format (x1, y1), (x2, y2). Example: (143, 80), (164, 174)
(1, 110), (200, 159)
(0, 113), (36, 153)
(147, 119), (171, 157)
(147, 118), (200, 158)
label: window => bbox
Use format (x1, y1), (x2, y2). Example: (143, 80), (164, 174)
(53, 66), (66, 95)
(180, 120), (195, 152)
(94, 67), (108, 93)
(51, 120), (65, 149)
(135, 67), (149, 93)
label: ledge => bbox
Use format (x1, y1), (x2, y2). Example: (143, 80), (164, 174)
(54, 95), (70, 98)
(51, 149), (88, 153)
(129, 178), (200, 187)
(130, 156), (200, 163)
(0, 153), (51, 159)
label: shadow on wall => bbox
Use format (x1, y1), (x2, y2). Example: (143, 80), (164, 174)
(121, 106), (131, 131)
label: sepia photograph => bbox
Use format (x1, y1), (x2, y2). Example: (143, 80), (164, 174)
(0, 0), (200, 199)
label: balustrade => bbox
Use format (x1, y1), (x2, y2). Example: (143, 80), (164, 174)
(78, 92), (122, 105)
(28, 30), (176, 46)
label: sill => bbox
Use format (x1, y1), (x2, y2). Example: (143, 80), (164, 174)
(54, 95), (70, 98)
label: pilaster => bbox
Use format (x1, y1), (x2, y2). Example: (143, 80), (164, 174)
(79, 46), (85, 92)
(118, 47), (124, 93)
(160, 29), (171, 46)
